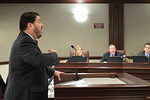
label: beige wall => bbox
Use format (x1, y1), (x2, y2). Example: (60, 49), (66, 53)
(0, 64), (8, 82)
(0, 4), (109, 61)
(124, 4), (150, 56)
(1, 4), (150, 61)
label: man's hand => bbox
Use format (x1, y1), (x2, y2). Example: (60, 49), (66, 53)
(54, 70), (65, 81)
(48, 49), (57, 53)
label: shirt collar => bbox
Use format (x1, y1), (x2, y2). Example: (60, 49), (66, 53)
(145, 52), (150, 56)
(110, 53), (115, 57)
(24, 32), (34, 40)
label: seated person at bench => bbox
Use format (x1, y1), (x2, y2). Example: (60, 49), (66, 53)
(100, 44), (123, 62)
(76, 45), (84, 56)
(67, 45), (88, 62)
(137, 43), (150, 62)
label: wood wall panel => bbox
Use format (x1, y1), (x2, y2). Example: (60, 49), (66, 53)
(109, 2), (124, 49)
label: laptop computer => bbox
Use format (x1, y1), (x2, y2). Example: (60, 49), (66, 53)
(67, 56), (87, 62)
(108, 56), (123, 62)
(133, 56), (148, 63)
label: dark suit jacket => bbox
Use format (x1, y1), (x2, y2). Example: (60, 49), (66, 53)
(100, 51), (123, 62)
(4, 32), (59, 100)
(0, 74), (6, 96)
(137, 51), (146, 56)
(137, 51), (150, 62)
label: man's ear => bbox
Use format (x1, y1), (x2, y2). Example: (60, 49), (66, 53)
(27, 23), (33, 29)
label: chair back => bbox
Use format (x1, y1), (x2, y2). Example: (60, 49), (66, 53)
(116, 50), (126, 55)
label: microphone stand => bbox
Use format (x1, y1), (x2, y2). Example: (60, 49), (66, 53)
(74, 49), (79, 81)
(71, 45), (79, 81)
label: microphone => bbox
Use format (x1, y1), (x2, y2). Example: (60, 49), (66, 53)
(71, 45), (79, 81)
(71, 45), (76, 56)
(71, 45), (75, 49)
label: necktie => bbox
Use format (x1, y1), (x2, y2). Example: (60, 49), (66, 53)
(35, 40), (38, 45)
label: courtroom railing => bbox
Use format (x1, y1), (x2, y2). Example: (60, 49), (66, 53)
(0, 56), (133, 64)
(0, 61), (9, 65)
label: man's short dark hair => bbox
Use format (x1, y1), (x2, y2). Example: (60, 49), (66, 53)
(19, 12), (39, 32)
(144, 43), (150, 47)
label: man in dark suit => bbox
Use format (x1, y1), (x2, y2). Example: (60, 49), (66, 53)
(4, 12), (64, 100)
(137, 43), (150, 62)
(100, 44), (123, 62)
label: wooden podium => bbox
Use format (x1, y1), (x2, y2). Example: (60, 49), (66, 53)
(55, 62), (150, 82)
(54, 72), (150, 100)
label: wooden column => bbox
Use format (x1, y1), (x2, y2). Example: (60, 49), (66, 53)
(109, 1), (124, 49)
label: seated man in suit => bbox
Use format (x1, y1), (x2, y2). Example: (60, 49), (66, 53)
(100, 44), (123, 62)
(137, 43), (150, 61)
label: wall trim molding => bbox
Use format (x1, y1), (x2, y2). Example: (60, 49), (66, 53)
(1, 0), (150, 3)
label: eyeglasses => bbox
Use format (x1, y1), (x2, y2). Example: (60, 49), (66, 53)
(109, 48), (115, 50)
(145, 47), (150, 49)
